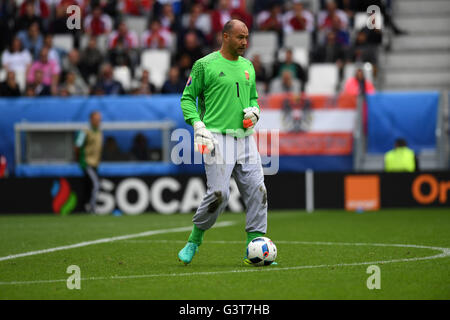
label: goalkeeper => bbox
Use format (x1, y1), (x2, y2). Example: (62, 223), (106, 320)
(178, 19), (270, 265)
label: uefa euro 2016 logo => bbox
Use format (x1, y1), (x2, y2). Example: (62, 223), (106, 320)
(51, 178), (77, 215)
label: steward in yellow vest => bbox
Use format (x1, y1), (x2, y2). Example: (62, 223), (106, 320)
(384, 139), (418, 172)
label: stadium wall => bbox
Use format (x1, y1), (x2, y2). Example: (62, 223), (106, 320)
(1, 172), (449, 214)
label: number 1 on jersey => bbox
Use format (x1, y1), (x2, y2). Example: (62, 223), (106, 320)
(236, 82), (239, 97)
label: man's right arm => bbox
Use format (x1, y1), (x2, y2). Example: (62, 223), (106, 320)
(180, 60), (204, 126)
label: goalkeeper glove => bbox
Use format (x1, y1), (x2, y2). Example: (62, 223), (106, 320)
(193, 121), (217, 154)
(243, 107), (260, 129)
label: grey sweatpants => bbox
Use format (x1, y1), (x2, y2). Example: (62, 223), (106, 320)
(193, 133), (267, 233)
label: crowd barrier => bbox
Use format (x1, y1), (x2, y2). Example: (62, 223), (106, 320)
(1, 171), (448, 214)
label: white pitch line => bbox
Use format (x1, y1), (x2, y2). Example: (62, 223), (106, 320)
(0, 221), (236, 263)
(0, 241), (449, 286)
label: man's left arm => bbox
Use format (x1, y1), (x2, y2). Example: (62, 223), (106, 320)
(243, 63), (260, 129)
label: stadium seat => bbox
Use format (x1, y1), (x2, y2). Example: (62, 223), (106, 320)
(52, 35), (74, 53)
(124, 16), (148, 36)
(15, 69), (26, 92)
(249, 31), (278, 50)
(140, 49), (171, 89)
(277, 47), (309, 68)
(305, 63), (338, 95)
(80, 34), (109, 53)
(113, 66), (132, 91)
(245, 47), (275, 68)
(284, 31), (311, 51)
(353, 12), (384, 31)
(0, 68), (25, 92)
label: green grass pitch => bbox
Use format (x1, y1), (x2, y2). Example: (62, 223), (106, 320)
(0, 209), (449, 300)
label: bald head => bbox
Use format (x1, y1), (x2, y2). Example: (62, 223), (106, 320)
(222, 19), (247, 36)
(220, 19), (248, 59)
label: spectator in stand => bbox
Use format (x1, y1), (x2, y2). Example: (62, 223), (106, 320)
(210, 0), (232, 37)
(27, 47), (60, 95)
(342, 68), (375, 96)
(253, 0), (283, 15)
(58, 85), (71, 97)
(348, 31), (378, 72)
(1, 37), (32, 75)
(160, 2), (181, 33)
(257, 1), (283, 32)
(251, 53), (269, 93)
(43, 34), (62, 68)
(19, 0), (50, 20)
(94, 63), (125, 95)
(141, 19), (173, 49)
(134, 69), (158, 95)
(30, 69), (51, 96)
(256, 1), (284, 45)
(318, 0), (348, 33)
(79, 36), (104, 83)
(312, 31), (346, 63)
(108, 21), (139, 70)
(178, 31), (204, 64)
(182, 3), (211, 42)
(176, 53), (193, 82)
(272, 48), (307, 92)
(84, 5), (113, 36)
(283, 0), (314, 33)
(0, 0), (16, 52)
(24, 84), (36, 97)
(120, 0), (153, 16)
(161, 66), (185, 94)
(17, 22), (44, 59)
(0, 71), (21, 97)
(63, 70), (89, 96)
(178, 9), (207, 50)
(62, 49), (86, 84)
(49, 4), (73, 34)
(328, 14), (350, 46)
(229, 0), (253, 30)
(108, 21), (139, 49)
(15, 0), (44, 33)
(359, 14), (383, 46)
(130, 133), (150, 161)
(270, 69), (301, 94)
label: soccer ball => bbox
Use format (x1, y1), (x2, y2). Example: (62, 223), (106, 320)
(246, 237), (277, 266)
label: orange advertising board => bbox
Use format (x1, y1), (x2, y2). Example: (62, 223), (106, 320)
(345, 175), (380, 211)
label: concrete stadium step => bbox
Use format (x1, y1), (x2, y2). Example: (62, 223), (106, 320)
(396, 0), (450, 15)
(395, 17), (450, 33)
(391, 35), (450, 51)
(383, 71), (450, 88)
(385, 53), (450, 69)
(360, 154), (384, 172)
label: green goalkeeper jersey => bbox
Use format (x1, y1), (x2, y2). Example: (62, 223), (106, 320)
(180, 51), (259, 137)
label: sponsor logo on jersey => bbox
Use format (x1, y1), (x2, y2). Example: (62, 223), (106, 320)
(245, 70), (249, 80)
(219, 71), (226, 77)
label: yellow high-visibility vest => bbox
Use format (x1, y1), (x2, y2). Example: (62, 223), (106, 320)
(384, 147), (415, 172)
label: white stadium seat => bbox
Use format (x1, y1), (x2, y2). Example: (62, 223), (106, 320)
(124, 16), (148, 35)
(80, 34), (109, 53)
(284, 31), (311, 51)
(52, 35), (74, 52)
(277, 47), (309, 68)
(249, 31), (278, 50)
(113, 66), (132, 91)
(305, 63), (339, 95)
(140, 49), (171, 89)
(353, 12), (384, 31)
